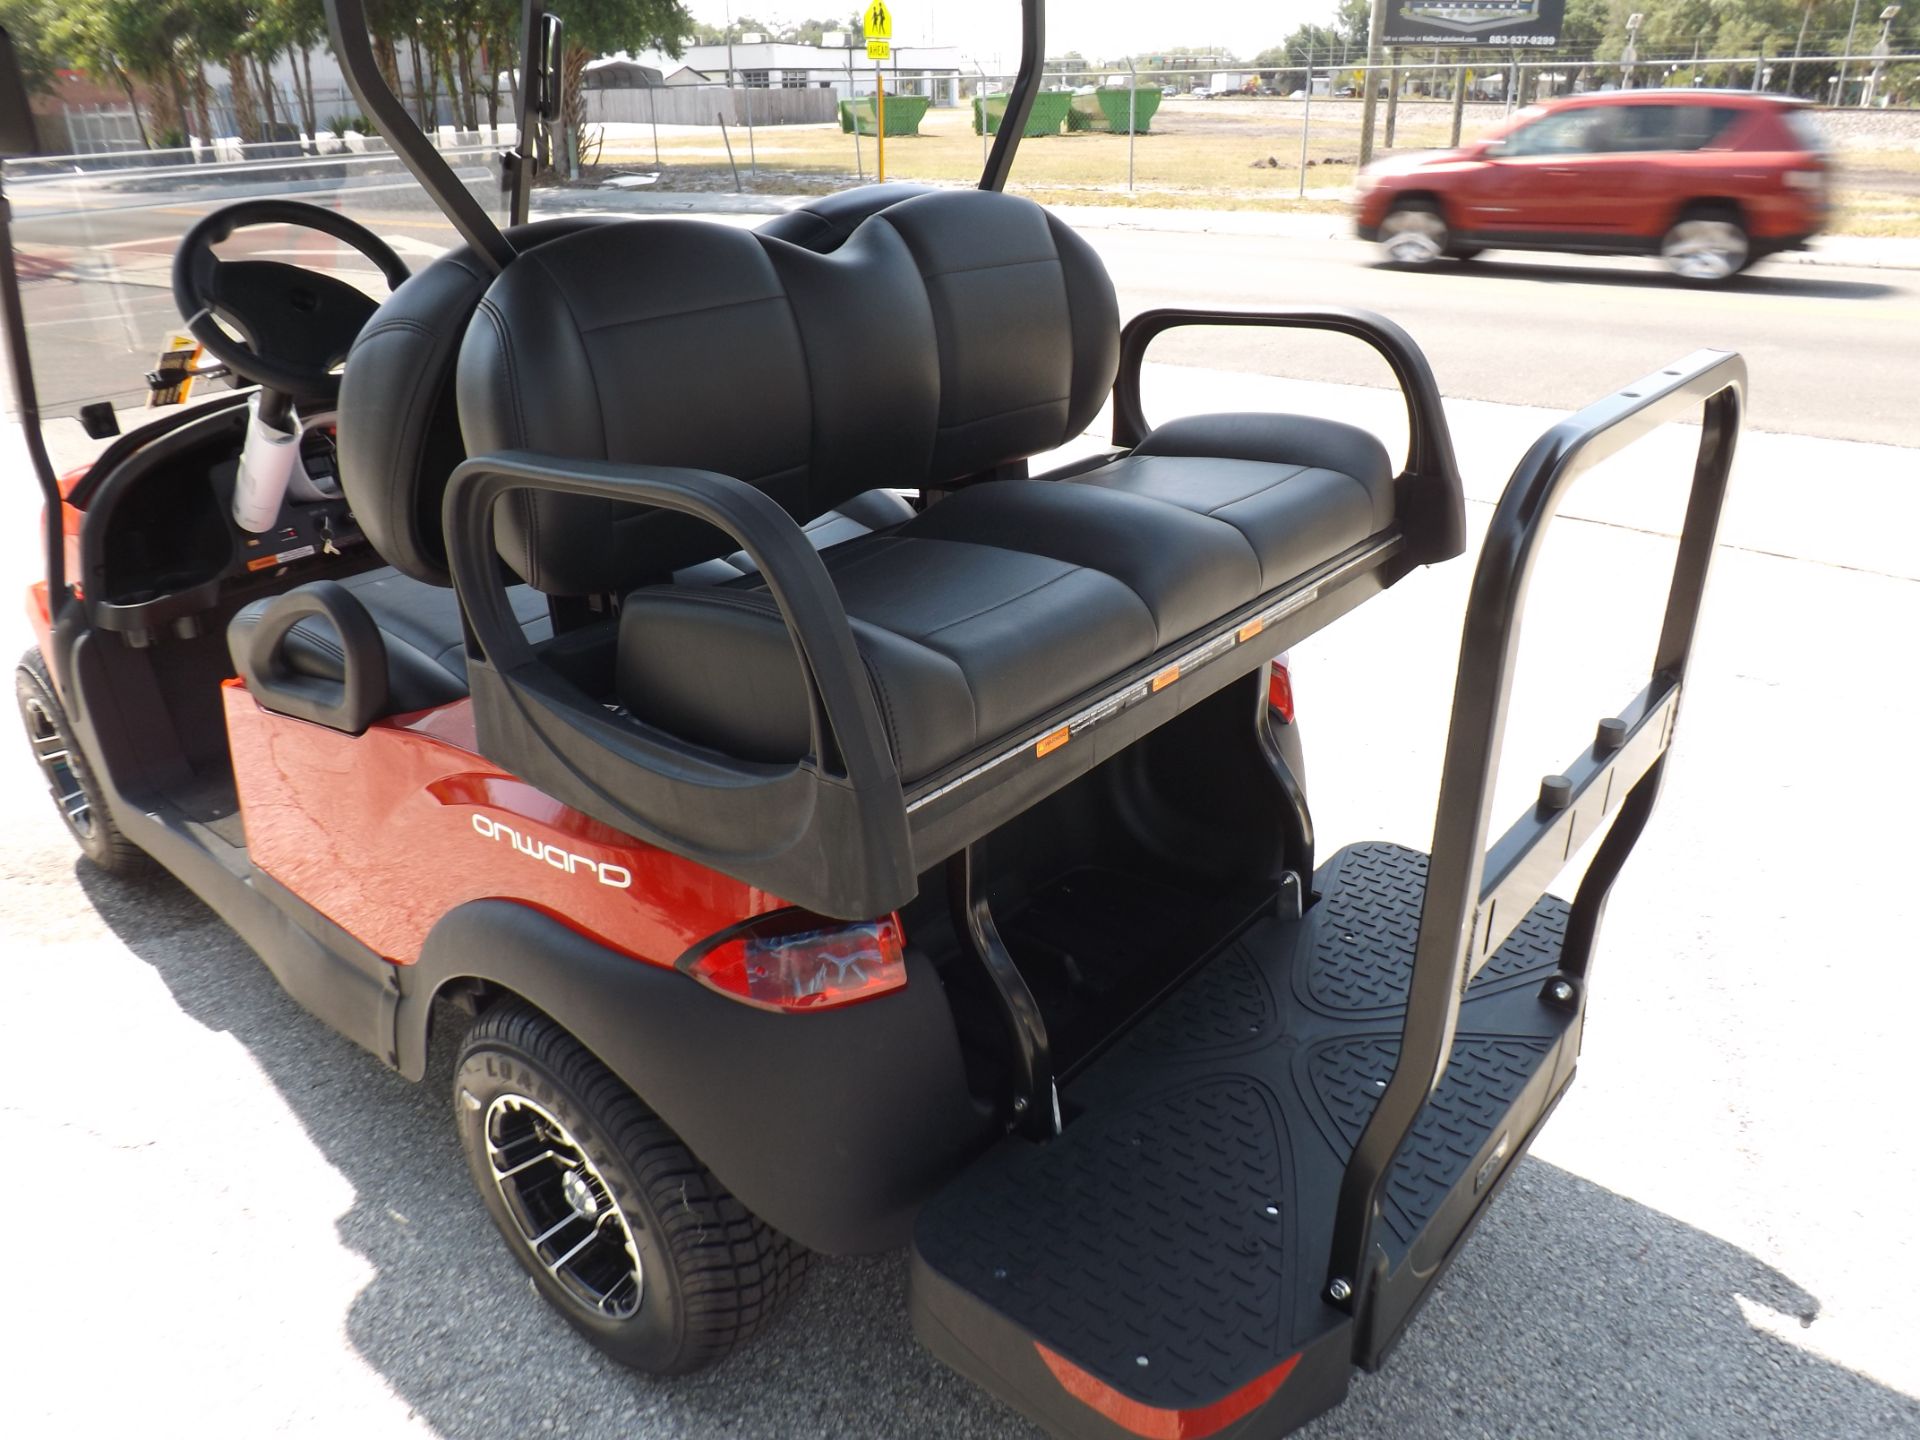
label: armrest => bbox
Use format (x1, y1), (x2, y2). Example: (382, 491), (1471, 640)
(1111, 306), (1466, 563)
(231, 579), (390, 734)
(442, 451), (915, 918)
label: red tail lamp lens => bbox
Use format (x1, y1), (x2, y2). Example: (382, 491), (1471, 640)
(1267, 658), (1295, 724)
(681, 912), (907, 1013)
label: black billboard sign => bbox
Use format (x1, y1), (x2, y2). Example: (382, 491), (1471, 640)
(1380, 0), (1566, 46)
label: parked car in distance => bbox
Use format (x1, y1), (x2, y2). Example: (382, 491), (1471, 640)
(1354, 90), (1828, 281)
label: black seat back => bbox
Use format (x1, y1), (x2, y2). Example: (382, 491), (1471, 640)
(878, 190), (1119, 483)
(453, 191), (1123, 597)
(334, 217), (620, 586)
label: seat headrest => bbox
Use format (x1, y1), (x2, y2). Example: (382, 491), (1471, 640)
(757, 182), (940, 251)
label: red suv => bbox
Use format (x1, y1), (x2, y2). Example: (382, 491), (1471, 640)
(1355, 91), (1828, 281)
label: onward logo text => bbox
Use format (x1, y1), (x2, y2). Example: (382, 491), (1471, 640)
(471, 813), (634, 889)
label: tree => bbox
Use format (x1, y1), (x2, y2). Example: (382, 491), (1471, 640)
(545, 0), (693, 168)
(0, 0), (59, 96)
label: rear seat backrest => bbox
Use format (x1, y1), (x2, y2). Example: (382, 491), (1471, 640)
(457, 217), (940, 595)
(872, 192), (1120, 482)
(453, 191), (1119, 595)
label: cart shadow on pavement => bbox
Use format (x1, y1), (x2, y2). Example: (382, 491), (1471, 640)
(78, 861), (1920, 1440)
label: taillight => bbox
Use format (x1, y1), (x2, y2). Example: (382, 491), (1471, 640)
(679, 910), (907, 1014)
(1268, 655), (1295, 724)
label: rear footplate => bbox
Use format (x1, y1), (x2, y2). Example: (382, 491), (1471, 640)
(910, 842), (1582, 1440)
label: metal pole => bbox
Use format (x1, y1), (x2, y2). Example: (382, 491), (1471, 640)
(647, 78), (660, 165)
(875, 64), (886, 183)
(1297, 58), (1312, 197)
(717, 108), (741, 190)
(1384, 48), (1399, 148)
(975, 62), (989, 172)
(744, 79), (757, 180)
(1126, 58), (1137, 191)
(1450, 63), (1465, 146)
(850, 50), (863, 179)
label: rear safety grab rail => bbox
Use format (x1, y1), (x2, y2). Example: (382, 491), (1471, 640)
(1323, 347), (1745, 1334)
(443, 451), (915, 915)
(1111, 306), (1466, 563)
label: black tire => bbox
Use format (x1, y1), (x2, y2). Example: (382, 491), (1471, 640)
(453, 1001), (807, 1375)
(14, 648), (150, 876)
(1446, 244), (1484, 262)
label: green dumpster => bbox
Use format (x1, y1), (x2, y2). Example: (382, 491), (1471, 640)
(1066, 86), (1162, 134)
(972, 90), (1074, 137)
(840, 94), (932, 137)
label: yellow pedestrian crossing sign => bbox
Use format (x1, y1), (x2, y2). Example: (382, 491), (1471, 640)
(863, 1), (892, 58)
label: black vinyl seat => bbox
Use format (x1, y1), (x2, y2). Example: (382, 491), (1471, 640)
(1057, 413), (1396, 591)
(229, 216), (921, 722)
(621, 479), (1260, 781)
(452, 190), (1411, 787)
(231, 568), (553, 715)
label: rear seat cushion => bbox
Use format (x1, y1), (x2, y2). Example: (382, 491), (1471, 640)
(1062, 414), (1397, 590)
(617, 484), (1192, 782)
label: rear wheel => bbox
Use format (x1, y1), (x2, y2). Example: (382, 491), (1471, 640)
(1661, 208), (1750, 282)
(453, 1001), (807, 1375)
(1378, 200), (1449, 267)
(14, 648), (148, 876)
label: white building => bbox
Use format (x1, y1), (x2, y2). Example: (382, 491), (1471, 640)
(676, 39), (964, 104)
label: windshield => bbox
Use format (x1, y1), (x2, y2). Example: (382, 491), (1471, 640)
(2, 135), (509, 438)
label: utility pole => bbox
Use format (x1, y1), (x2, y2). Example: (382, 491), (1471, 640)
(1358, 0), (1389, 167)
(1787, 0), (1814, 96)
(1837, 0), (1865, 104)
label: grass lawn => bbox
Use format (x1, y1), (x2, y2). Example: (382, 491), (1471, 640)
(591, 98), (1920, 237)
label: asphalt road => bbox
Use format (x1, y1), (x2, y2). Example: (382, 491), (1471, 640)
(7, 169), (1918, 443)
(1087, 223), (1920, 448)
(3, 176), (1918, 1438)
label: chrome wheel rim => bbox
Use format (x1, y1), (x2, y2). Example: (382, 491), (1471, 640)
(1380, 208), (1446, 265)
(1662, 220), (1746, 281)
(21, 693), (92, 841)
(484, 1094), (643, 1319)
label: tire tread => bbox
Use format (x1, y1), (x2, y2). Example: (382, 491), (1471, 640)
(462, 1001), (807, 1372)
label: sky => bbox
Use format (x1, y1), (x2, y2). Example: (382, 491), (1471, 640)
(680, 1), (1330, 68)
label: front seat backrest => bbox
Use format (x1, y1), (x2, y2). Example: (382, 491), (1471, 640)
(335, 216), (620, 586)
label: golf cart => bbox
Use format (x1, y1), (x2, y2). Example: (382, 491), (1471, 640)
(4, 3), (1741, 1435)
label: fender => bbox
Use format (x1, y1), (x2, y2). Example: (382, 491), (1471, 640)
(398, 899), (994, 1254)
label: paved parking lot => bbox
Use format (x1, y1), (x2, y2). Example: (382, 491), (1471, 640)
(4, 261), (1918, 1434)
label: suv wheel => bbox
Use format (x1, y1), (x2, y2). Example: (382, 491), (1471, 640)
(1378, 200), (1449, 266)
(14, 648), (148, 875)
(1661, 209), (1750, 282)
(454, 1001), (807, 1375)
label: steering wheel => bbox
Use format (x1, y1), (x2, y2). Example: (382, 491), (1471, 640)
(171, 199), (412, 404)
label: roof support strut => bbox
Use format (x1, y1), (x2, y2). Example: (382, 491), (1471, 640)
(324, 0), (517, 273)
(979, 0), (1043, 192)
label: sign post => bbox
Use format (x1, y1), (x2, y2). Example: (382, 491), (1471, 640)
(864, 0), (893, 183)
(1365, 0), (1564, 160)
